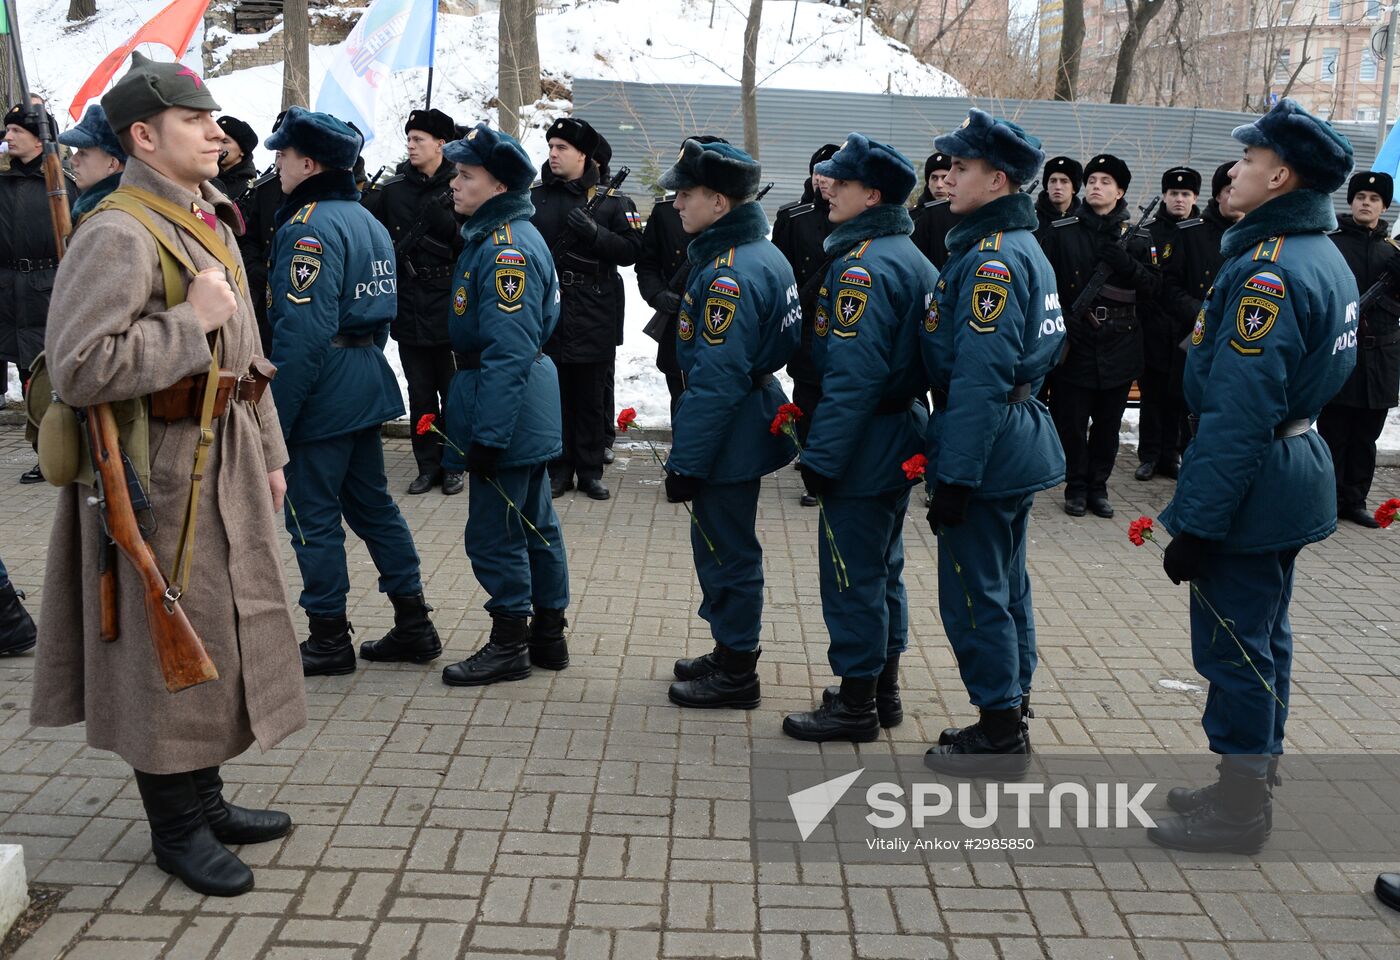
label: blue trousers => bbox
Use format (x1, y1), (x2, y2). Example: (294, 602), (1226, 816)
(466, 463), (569, 618)
(938, 493), (1037, 711)
(284, 427), (422, 616)
(1191, 548), (1298, 770)
(691, 480), (763, 652)
(819, 490), (911, 678)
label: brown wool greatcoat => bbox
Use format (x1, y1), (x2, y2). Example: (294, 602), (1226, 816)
(29, 158), (307, 774)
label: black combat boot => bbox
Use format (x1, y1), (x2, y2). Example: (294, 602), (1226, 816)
(940, 696), (1032, 746)
(191, 767), (292, 845)
(442, 614), (532, 686)
(822, 654), (903, 727)
(674, 643), (721, 681)
(133, 769), (253, 897)
(528, 608), (569, 670)
(1376, 873), (1400, 913)
(359, 594), (443, 664)
(668, 644), (761, 709)
(784, 677), (880, 743)
(0, 580), (37, 656)
(923, 707), (1031, 779)
(1147, 764), (1271, 854)
(1166, 757), (1279, 833)
(300, 613), (356, 677)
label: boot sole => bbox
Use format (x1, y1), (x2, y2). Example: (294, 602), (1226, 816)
(922, 752), (1032, 780)
(442, 667), (533, 687)
(0, 640), (37, 657)
(359, 647), (443, 665)
(781, 718), (881, 743)
(668, 689), (760, 710)
(302, 663), (356, 677)
(213, 822), (293, 846)
(1145, 828), (1267, 856)
(529, 656), (569, 671)
(154, 858), (255, 897)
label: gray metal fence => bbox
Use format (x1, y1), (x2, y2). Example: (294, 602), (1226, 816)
(573, 79), (1380, 217)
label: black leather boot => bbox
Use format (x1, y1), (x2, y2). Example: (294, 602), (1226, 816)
(940, 697), (1032, 746)
(1147, 765), (1271, 854)
(359, 594), (443, 664)
(822, 654), (903, 727)
(133, 769), (253, 897)
(1376, 873), (1400, 912)
(300, 613), (356, 677)
(668, 644), (761, 709)
(674, 643), (721, 681)
(785, 677), (880, 743)
(191, 767), (292, 845)
(0, 580), (37, 656)
(442, 614), (532, 686)
(528, 608), (569, 670)
(1167, 757), (1279, 833)
(923, 707), (1031, 778)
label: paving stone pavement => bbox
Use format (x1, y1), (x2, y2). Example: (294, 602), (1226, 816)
(3, 424), (1400, 959)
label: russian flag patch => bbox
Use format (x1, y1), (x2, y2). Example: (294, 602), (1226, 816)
(708, 275), (741, 298)
(975, 259), (1011, 282)
(1244, 271), (1285, 299)
(840, 266), (872, 287)
(496, 249), (526, 266)
(293, 236), (322, 254)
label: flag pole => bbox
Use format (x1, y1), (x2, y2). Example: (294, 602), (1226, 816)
(424, 0), (438, 108)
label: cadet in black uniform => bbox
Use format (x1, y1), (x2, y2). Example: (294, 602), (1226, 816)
(1035, 155), (1082, 235)
(1320, 171), (1400, 528)
(367, 108), (465, 497)
(531, 117), (643, 501)
(910, 151), (959, 270)
(213, 115), (258, 202)
(772, 143), (838, 506)
(595, 134), (642, 464)
(1136, 165), (1200, 481)
(1040, 154), (1157, 519)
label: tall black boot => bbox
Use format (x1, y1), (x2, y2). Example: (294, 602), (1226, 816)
(300, 613), (356, 677)
(0, 580), (37, 656)
(784, 677), (880, 743)
(668, 644), (761, 709)
(674, 643), (721, 681)
(923, 706), (1031, 778)
(823, 654), (902, 727)
(1147, 764), (1271, 854)
(133, 769), (253, 897)
(191, 767), (292, 846)
(442, 614), (532, 686)
(1166, 756), (1279, 833)
(940, 696), (1033, 746)
(529, 608), (569, 670)
(359, 594), (443, 664)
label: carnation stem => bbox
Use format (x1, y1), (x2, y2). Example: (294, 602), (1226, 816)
(629, 425), (721, 565)
(426, 423), (549, 545)
(780, 423), (848, 591)
(935, 532), (977, 630)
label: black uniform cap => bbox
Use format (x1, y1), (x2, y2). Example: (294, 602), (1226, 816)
(1160, 165), (1201, 194)
(1085, 153), (1131, 191)
(1348, 170), (1394, 208)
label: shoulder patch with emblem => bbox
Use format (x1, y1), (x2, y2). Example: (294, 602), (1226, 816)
(1244, 271), (1285, 299)
(975, 259), (1011, 282)
(925, 297), (940, 333)
(678, 309), (695, 341)
(453, 285), (468, 316)
(1252, 236), (1284, 262)
(713, 247), (736, 269)
(709, 275), (741, 299)
(833, 289), (866, 336)
(290, 202), (317, 225)
(493, 223), (514, 246)
(839, 266), (872, 288)
(1161, 242), (1173, 261)
(815, 304), (830, 337)
(496, 248), (526, 266)
(703, 297), (735, 343)
(1234, 296), (1277, 346)
(978, 233), (1003, 252)
(969, 283), (1008, 332)
(1190, 308), (1206, 346)
(290, 254), (320, 293)
(495, 268), (526, 310)
(293, 236), (322, 254)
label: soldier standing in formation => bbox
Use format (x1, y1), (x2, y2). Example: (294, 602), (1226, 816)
(1152, 98), (1357, 853)
(781, 134), (930, 742)
(917, 110), (1065, 772)
(437, 123), (572, 687)
(1135, 165), (1200, 482)
(1041, 153), (1156, 519)
(661, 139), (800, 711)
(911, 151), (960, 270)
(212, 115), (258, 202)
(532, 117), (642, 501)
(1034, 155), (1081, 235)
(265, 107), (441, 677)
(593, 134), (642, 466)
(31, 53), (305, 896)
(1319, 170), (1400, 529)
(366, 108), (465, 497)
(772, 143), (838, 508)
(58, 104), (126, 220)
(235, 114), (283, 355)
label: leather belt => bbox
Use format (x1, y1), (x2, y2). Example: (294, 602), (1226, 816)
(3, 257), (58, 272)
(455, 350), (543, 370)
(558, 269), (602, 286)
(1187, 415), (1312, 440)
(149, 367), (271, 423)
(1363, 327), (1400, 349)
(331, 333), (375, 348)
(405, 263), (454, 281)
(875, 396), (917, 415)
(931, 383), (1034, 410)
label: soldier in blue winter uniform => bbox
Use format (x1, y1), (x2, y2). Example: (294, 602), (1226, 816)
(266, 107), (441, 678)
(435, 124), (572, 688)
(1150, 99), (1357, 854)
(779, 133), (933, 743)
(660, 139), (801, 711)
(914, 110), (1067, 776)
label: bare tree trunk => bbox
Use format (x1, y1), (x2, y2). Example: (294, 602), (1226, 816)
(1055, 0), (1084, 101)
(0, 39), (15, 107)
(282, 0), (310, 111)
(741, 0), (762, 159)
(67, 0), (97, 21)
(1109, 0), (1168, 103)
(497, 0), (540, 139)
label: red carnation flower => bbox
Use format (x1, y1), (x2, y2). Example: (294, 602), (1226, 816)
(1376, 498), (1400, 529)
(1128, 516), (1154, 546)
(415, 414), (437, 436)
(770, 402), (804, 436)
(902, 454), (928, 481)
(617, 407), (638, 433)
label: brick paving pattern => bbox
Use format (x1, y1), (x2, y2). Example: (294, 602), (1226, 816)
(3, 425), (1400, 959)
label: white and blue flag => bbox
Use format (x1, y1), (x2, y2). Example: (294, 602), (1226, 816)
(314, 0), (437, 144)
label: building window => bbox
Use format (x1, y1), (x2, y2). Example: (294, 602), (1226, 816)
(1321, 46), (1339, 82)
(1275, 48), (1292, 83)
(1369, 0), (1383, 19)
(1362, 48), (1379, 82)
(1329, 0), (1342, 19)
(1358, 107), (1381, 122)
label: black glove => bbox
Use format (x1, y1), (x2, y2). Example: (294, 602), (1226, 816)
(1162, 532), (1211, 585)
(1101, 243), (1136, 276)
(654, 290), (682, 315)
(927, 482), (974, 533)
(466, 442), (502, 481)
(665, 472), (704, 503)
(799, 462), (836, 499)
(566, 207), (600, 243)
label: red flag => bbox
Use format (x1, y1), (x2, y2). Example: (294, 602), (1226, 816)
(68, 0), (211, 121)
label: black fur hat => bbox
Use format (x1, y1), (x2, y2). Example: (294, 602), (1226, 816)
(405, 108), (456, 142)
(1210, 161), (1233, 200)
(1042, 156), (1083, 193)
(923, 151), (951, 177)
(659, 138), (761, 198)
(1161, 165), (1201, 194)
(1349, 170), (1394, 208)
(1085, 153), (1132, 191)
(545, 116), (600, 158)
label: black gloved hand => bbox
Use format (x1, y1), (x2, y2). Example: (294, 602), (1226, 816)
(799, 462), (836, 499)
(566, 207), (600, 243)
(1162, 531), (1211, 585)
(927, 482), (974, 533)
(466, 442), (502, 481)
(665, 471), (704, 504)
(1101, 242), (1136, 276)
(654, 290), (682, 315)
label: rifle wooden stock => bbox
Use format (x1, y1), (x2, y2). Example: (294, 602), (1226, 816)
(88, 404), (218, 693)
(98, 555), (118, 644)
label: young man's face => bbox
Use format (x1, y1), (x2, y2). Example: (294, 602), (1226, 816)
(1163, 187), (1197, 218)
(825, 178), (880, 223)
(218, 133), (244, 170)
(132, 108), (223, 189)
(927, 168), (949, 200)
(70, 146), (121, 193)
(450, 162), (505, 216)
(547, 138), (587, 180)
(1228, 145), (1289, 217)
(276, 147), (319, 195)
(1045, 172), (1074, 211)
(2, 123), (41, 162)
(945, 156), (1008, 216)
(673, 185), (730, 235)
(1351, 189), (1386, 228)
(1084, 172), (1124, 214)
(407, 130), (444, 172)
